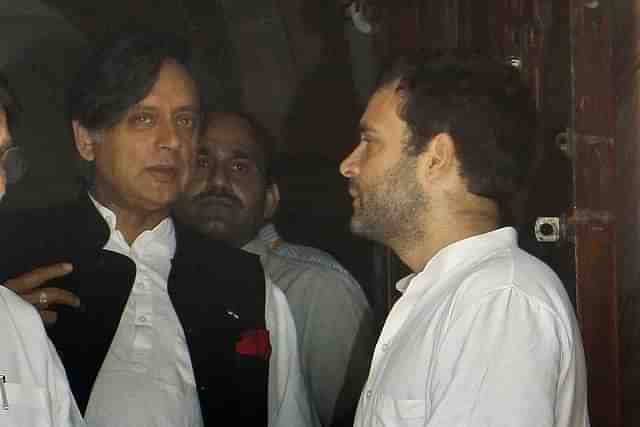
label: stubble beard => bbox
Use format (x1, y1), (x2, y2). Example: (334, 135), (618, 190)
(349, 155), (427, 248)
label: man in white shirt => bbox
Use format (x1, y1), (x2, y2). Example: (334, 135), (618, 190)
(0, 31), (315, 427)
(0, 72), (84, 426)
(339, 53), (591, 426)
(175, 111), (377, 426)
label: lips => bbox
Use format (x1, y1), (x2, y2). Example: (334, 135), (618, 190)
(147, 165), (178, 182)
(348, 183), (359, 199)
(197, 194), (238, 210)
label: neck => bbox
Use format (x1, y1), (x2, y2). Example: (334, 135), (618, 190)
(92, 191), (170, 245)
(393, 199), (499, 273)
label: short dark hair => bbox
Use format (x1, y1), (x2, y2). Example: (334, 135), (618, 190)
(0, 71), (20, 133)
(380, 52), (537, 204)
(206, 111), (278, 184)
(69, 30), (198, 132)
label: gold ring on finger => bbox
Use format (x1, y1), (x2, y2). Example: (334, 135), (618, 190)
(39, 290), (48, 307)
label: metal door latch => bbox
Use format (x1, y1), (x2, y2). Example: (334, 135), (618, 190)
(534, 209), (613, 243)
(535, 217), (563, 242)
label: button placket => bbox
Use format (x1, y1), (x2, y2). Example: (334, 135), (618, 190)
(132, 271), (154, 368)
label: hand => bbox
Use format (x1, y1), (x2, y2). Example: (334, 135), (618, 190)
(3, 262), (80, 326)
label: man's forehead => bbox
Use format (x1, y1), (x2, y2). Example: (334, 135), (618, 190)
(361, 84), (405, 132)
(201, 130), (261, 160)
(203, 114), (263, 155)
(135, 60), (198, 110)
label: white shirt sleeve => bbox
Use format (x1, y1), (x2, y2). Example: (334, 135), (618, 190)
(264, 276), (320, 427)
(429, 287), (568, 426)
(0, 286), (85, 427)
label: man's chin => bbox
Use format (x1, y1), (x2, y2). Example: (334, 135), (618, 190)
(197, 219), (239, 243)
(349, 217), (369, 237)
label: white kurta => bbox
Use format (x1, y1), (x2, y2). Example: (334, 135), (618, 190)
(354, 227), (590, 427)
(0, 286), (84, 427)
(85, 197), (317, 427)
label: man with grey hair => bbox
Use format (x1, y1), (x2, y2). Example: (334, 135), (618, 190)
(0, 31), (316, 427)
(0, 71), (84, 426)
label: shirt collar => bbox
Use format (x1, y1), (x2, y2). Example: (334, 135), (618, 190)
(88, 192), (175, 256)
(242, 237), (268, 257)
(396, 227), (518, 294)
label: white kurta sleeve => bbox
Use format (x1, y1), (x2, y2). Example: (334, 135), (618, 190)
(0, 286), (85, 427)
(429, 287), (570, 427)
(264, 276), (320, 427)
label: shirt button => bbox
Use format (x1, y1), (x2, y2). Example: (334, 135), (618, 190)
(139, 315), (147, 322)
(382, 343), (389, 352)
(366, 390), (372, 399)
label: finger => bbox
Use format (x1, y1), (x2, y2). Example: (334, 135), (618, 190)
(4, 263), (73, 293)
(40, 310), (58, 326)
(22, 287), (81, 309)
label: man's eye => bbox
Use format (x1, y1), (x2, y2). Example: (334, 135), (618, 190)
(177, 115), (196, 128)
(231, 162), (248, 173)
(196, 155), (209, 168)
(131, 113), (154, 126)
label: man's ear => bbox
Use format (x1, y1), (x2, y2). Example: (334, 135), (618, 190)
(264, 182), (280, 220)
(420, 132), (457, 181)
(73, 120), (97, 161)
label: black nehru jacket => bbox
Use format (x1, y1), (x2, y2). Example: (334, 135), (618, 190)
(0, 195), (269, 426)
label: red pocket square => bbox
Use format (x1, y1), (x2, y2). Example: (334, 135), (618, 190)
(235, 328), (272, 360)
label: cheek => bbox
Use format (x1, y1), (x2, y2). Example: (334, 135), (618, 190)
(234, 180), (263, 205)
(185, 174), (207, 197)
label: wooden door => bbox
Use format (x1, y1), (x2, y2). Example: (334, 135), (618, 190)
(569, 1), (620, 425)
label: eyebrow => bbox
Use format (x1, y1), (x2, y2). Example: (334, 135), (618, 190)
(229, 148), (257, 162)
(130, 105), (199, 114)
(174, 106), (199, 115)
(359, 123), (379, 136)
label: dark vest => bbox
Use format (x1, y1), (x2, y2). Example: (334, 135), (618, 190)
(0, 196), (269, 425)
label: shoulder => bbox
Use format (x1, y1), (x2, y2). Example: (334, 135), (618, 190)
(0, 286), (48, 343)
(0, 198), (73, 227)
(174, 219), (263, 268)
(447, 246), (579, 343)
(265, 242), (367, 300)
(0, 286), (38, 319)
(273, 241), (351, 275)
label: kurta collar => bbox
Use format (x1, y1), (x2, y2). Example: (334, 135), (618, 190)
(396, 227), (518, 294)
(242, 237), (269, 258)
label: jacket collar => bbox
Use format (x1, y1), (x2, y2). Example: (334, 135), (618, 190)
(61, 193), (112, 251)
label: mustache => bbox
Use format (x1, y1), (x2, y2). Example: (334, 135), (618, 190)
(191, 189), (241, 205)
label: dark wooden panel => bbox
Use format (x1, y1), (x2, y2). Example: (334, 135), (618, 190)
(612, 1), (640, 425)
(570, 1), (620, 426)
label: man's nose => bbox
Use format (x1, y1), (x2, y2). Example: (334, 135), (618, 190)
(340, 144), (363, 178)
(158, 119), (181, 150)
(206, 162), (231, 190)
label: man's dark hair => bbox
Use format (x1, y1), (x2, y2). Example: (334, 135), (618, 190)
(69, 30), (199, 132)
(0, 72), (20, 133)
(206, 111), (278, 184)
(379, 52), (537, 205)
